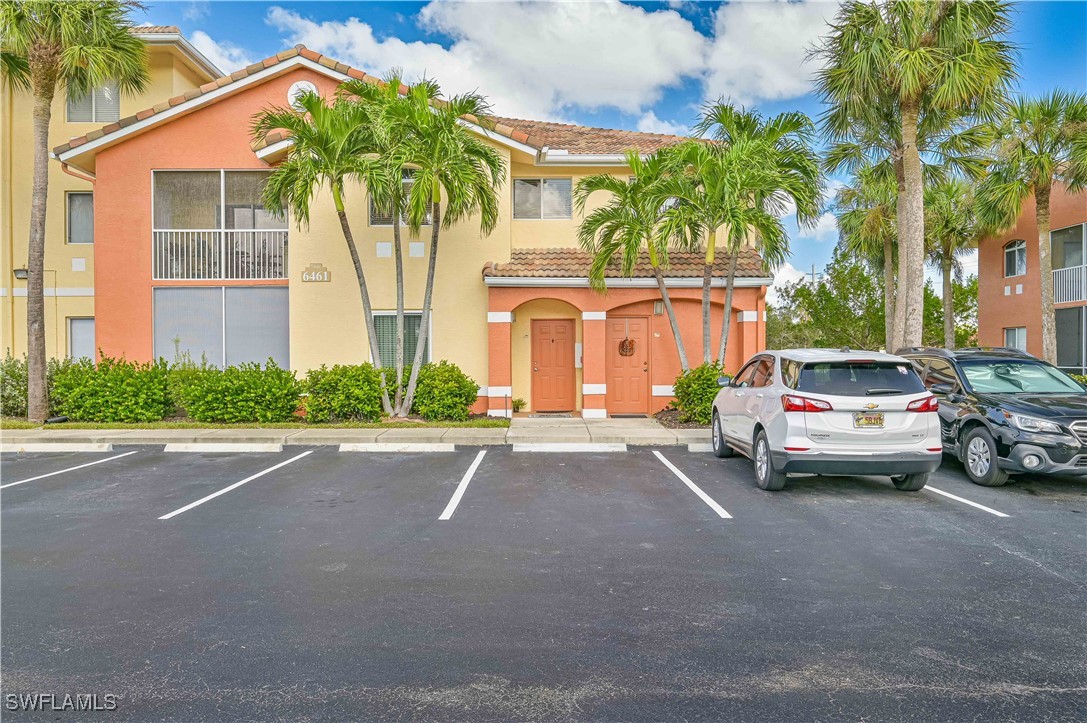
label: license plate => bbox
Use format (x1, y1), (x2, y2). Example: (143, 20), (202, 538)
(853, 412), (884, 428)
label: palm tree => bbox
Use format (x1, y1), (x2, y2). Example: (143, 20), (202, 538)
(976, 90), (1087, 364)
(814, 0), (1016, 350)
(252, 91), (396, 414)
(574, 150), (698, 371)
(925, 178), (988, 349)
(835, 166), (897, 349)
(1, 0), (149, 421)
(379, 80), (506, 417)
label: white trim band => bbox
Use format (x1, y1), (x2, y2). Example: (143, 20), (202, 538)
(487, 409), (513, 418)
(582, 383), (606, 395)
(484, 276), (773, 288)
(581, 408), (608, 419)
(487, 386), (512, 397)
(652, 385), (675, 396)
(487, 311), (513, 323)
(737, 310), (758, 322)
(582, 311), (607, 321)
(9, 288), (95, 297)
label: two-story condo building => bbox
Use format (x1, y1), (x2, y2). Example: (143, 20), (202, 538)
(977, 184), (1087, 375)
(6, 32), (772, 418)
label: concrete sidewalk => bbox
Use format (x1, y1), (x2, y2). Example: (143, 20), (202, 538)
(0, 418), (708, 448)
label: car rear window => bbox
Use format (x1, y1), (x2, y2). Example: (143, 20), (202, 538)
(789, 361), (927, 396)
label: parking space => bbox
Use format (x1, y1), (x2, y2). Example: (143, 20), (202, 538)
(2, 445), (1084, 721)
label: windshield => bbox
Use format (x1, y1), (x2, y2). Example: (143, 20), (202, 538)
(958, 360), (1086, 394)
(789, 361), (926, 396)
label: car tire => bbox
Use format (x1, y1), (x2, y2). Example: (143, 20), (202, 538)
(961, 426), (1009, 487)
(753, 430), (786, 491)
(891, 473), (928, 491)
(711, 411), (733, 458)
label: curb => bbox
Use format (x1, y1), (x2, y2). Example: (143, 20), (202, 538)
(0, 443), (114, 453)
(339, 443), (457, 452)
(163, 443), (285, 453)
(511, 443), (627, 453)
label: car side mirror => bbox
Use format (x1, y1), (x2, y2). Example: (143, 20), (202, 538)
(929, 383), (954, 395)
(717, 376), (731, 387)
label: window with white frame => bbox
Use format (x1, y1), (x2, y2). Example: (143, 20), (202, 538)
(513, 178), (572, 219)
(67, 192), (93, 244)
(1004, 239), (1026, 278)
(372, 313), (429, 368)
(370, 170), (432, 226)
(1004, 326), (1027, 351)
(68, 318), (95, 360)
(1051, 223), (1085, 270)
(67, 80), (120, 123)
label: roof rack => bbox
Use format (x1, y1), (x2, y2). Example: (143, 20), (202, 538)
(893, 346), (953, 357)
(957, 346), (1037, 358)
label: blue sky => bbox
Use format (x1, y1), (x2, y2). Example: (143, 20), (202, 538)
(140, 0), (1087, 292)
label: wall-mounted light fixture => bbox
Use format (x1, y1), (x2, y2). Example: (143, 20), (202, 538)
(653, 301), (663, 315)
(13, 268), (28, 280)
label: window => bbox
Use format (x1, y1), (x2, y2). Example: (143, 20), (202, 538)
(67, 192), (93, 244)
(370, 170), (431, 226)
(731, 360), (760, 388)
(513, 178), (572, 219)
(751, 358), (775, 387)
(67, 80), (120, 122)
(959, 360), (1082, 394)
(1004, 239), (1026, 278)
(1004, 326), (1027, 351)
(372, 313), (429, 368)
(791, 361), (926, 396)
(68, 318), (95, 360)
(921, 358), (960, 391)
(1051, 224), (1085, 270)
(1056, 307), (1085, 374)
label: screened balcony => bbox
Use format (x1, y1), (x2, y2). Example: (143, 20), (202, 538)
(152, 170), (287, 281)
(1052, 223), (1086, 304)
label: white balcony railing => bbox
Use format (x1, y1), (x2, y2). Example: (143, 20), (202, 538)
(1054, 265), (1086, 304)
(153, 230), (287, 280)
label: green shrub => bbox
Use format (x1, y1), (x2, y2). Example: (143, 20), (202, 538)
(511, 398), (526, 413)
(1, 353), (28, 417)
(304, 363), (384, 423)
(50, 356), (173, 422)
(168, 352), (215, 414)
(174, 360), (301, 423)
(1070, 373), (1087, 388)
(412, 361), (479, 421)
(673, 362), (729, 425)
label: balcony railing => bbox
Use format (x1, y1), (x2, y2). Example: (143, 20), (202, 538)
(153, 230), (287, 280)
(1054, 265), (1086, 304)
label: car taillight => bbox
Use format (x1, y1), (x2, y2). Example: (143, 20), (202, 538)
(907, 396), (939, 412)
(781, 394), (833, 412)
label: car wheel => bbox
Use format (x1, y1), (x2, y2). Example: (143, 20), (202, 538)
(711, 411), (733, 458)
(753, 430), (786, 491)
(891, 473), (928, 491)
(962, 427), (1009, 487)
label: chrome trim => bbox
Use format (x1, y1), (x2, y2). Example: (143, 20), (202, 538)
(1071, 420), (1087, 446)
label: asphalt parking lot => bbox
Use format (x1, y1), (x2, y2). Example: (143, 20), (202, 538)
(2, 445), (1084, 722)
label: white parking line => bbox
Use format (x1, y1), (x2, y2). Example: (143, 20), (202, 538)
(653, 451), (733, 519)
(439, 450), (486, 520)
(924, 485), (1009, 518)
(512, 443), (626, 453)
(0, 451), (139, 490)
(158, 451), (313, 520)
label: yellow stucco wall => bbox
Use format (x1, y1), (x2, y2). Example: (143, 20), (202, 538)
(0, 46), (206, 359)
(510, 299), (584, 412)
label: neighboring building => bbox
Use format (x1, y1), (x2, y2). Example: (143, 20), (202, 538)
(977, 184), (1087, 375)
(1, 26), (221, 362)
(8, 38), (772, 418)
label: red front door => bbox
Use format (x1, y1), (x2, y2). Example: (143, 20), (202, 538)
(532, 319), (576, 412)
(605, 316), (650, 415)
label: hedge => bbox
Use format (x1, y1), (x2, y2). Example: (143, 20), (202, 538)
(412, 361), (479, 421)
(1, 354), (28, 418)
(673, 362), (729, 425)
(173, 360), (301, 423)
(50, 356), (173, 422)
(304, 363), (384, 423)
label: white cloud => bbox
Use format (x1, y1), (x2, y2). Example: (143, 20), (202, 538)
(183, 1), (209, 21)
(636, 111), (688, 136)
(768, 261), (808, 304)
(704, 0), (837, 105)
(267, 2), (708, 120)
(799, 212), (839, 244)
(189, 31), (255, 75)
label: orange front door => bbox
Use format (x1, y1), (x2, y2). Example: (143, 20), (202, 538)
(606, 316), (650, 415)
(532, 319), (576, 412)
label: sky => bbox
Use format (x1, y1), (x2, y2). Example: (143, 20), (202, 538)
(139, 0), (1087, 298)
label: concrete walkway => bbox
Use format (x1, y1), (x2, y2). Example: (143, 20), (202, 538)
(0, 418), (708, 448)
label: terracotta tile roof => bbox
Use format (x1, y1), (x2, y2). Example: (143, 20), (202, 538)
(488, 116), (686, 154)
(131, 25), (181, 34)
(483, 247), (768, 279)
(53, 44), (689, 160)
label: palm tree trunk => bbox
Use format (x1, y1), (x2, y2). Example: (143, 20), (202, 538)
(1035, 182), (1057, 364)
(883, 236), (896, 352)
(333, 187), (393, 415)
(392, 215), (406, 415)
(701, 230), (716, 364)
(652, 265), (689, 372)
(896, 100), (926, 348)
(402, 202), (441, 415)
(26, 82), (55, 422)
(715, 252), (739, 364)
(942, 256), (955, 349)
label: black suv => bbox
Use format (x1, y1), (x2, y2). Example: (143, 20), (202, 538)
(896, 347), (1087, 485)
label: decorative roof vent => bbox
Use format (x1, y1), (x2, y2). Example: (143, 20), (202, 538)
(288, 81), (318, 110)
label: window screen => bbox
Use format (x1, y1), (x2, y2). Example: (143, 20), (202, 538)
(154, 171), (221, 229)
(225, 172), (285, 230)
(1051, 224), (1084, 270)
(373, 313), (428, 368)
(68, 318), (95, 360)
(67, 192), (94, 244)
(154, 287), (224, 365)
(513, 178), (572, 219)
(67, 80), (119, 122)
(224, 287), (289, 366)
(1056, 307), (1084, 370)
(369, 171), (431, 226)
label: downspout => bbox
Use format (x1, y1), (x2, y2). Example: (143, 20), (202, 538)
(59, 161), (97, 184)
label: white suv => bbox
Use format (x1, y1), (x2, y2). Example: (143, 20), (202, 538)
(710, 349), (942, 491)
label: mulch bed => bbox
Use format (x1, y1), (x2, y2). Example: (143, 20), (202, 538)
(654, 408), (709, 430)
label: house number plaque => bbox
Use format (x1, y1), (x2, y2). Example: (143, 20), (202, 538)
(302, 263), (331, 282)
